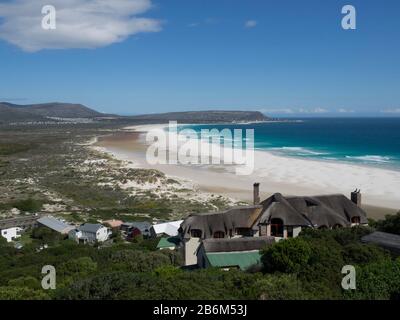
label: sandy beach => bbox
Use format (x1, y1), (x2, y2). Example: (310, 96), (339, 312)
(95, 124), (400, 219)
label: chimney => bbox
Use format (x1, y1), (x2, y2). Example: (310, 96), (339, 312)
(351, 189), (361, 207)
(253, 183), (260, 205)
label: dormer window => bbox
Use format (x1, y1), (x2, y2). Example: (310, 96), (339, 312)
(235, 228), (252, 236)
(351, 216), (361, 224)
(213, 231), (225, 239)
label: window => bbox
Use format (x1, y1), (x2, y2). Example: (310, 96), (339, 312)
(213, 231), (225, 238)
(190, 229), (202, 238)
(235, 228), (252, 236)
(270, 218), (284, 237)
(287, 226), (294, 238)
(333, 224), (343, 229)
(351, 216), (361, 224)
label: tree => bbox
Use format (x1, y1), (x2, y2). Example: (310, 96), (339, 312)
(344, 258), (400, 300)
(375, 212), (400, 235)
(8, 276), (41, 290)
(261, 238), (312, 274)
(248, 274), (305, 300)
(0, 286), (50, 300)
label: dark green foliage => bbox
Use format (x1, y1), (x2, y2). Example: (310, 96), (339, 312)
(261, 238), (312, 273)
(260, 226), (399, 300)
(344, 258), (400, 300)
(248, 274), (305, 300)
(1, 216), (400, 300)
(0, 286), (50, 300)
(12, 198), (44, 212)
(32, 226), (64, 243)
(374, 212), (400, 235)
(343, 243), (390, 265)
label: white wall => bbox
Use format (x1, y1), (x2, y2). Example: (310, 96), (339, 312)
(95, 227), (110, 242)
(184, 237), (201, 266)
(1, 227), (22, 242)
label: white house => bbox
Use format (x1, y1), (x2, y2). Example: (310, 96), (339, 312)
(1, 227), (22, 242)
(69, 223), (111, 244)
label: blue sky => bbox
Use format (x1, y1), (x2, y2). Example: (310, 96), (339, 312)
(0, 0), (399, 117)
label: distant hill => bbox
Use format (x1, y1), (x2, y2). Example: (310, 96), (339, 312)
(0, 103), (46, 123)
(0, 102), (270, 125)
(1, 102), (106, 118)
(0, 102), (114, 124)
(126, 110), (270, 124)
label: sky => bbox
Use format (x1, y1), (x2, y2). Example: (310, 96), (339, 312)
(0, 0), (399, 117)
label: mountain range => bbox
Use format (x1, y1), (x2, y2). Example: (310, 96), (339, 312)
(0, 102), (269, 124)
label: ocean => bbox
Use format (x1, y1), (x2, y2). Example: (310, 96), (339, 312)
(181, 118), (400, 170)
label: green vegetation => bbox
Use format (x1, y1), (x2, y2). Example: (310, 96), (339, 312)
(0, 142), (33, 156)
(0, 223), (399, 300)
(371, 211), (400, 235)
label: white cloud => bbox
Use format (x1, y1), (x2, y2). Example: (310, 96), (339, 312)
(338, 108), (355, 113)
(0, 0), (162, 52)
(260, 107), (330, 114)
(259, 108), (294, 114)
(244, 20), (257, 28)
(382, 108), (400, 113)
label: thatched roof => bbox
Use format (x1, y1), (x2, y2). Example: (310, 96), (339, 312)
(201, 236), (275, 253)
(259, 193), (368, 227)
(180, 206), (262, 239)
(180, 192), (368, 239)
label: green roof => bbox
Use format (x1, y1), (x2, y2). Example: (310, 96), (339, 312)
(205, 251), (262, 270)
(156, 236), (180, 249)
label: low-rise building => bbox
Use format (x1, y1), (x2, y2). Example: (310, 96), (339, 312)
(121, 221), (152, 238)
(1, 227), (22, 242)
(37, 216), (75, 235)
(197, 237), (275, 270)
(179, 183), (368, 266)
(156, 236), (181, 250)
(103, 219), (123, 229)
(69, 223), (111, 244)
(151, 220), (183, 238)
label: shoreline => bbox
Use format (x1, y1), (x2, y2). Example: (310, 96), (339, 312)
(94, 124), (400, 219)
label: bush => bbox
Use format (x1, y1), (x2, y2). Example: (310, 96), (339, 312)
(248, 274), (305, 300)
(261, 238), (312, 274)
(12, 198), (43, 212)
(374, 212), (400, 235)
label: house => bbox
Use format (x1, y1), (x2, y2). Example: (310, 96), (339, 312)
(1, 227), (22, 242)
(37, 216), (75, 235)
(151, 220), (183, 238)
(121, 221), (152, 238)
(69, 223), (111, 244)
(103, 219), (123, 229)
(361, 231), (400, 256)
(156, 236), (181, 250)
(197, 237), (275, 270)
(179, 183), (368, 266)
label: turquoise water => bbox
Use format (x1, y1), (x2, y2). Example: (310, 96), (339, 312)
(181, 118), (400, 170)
